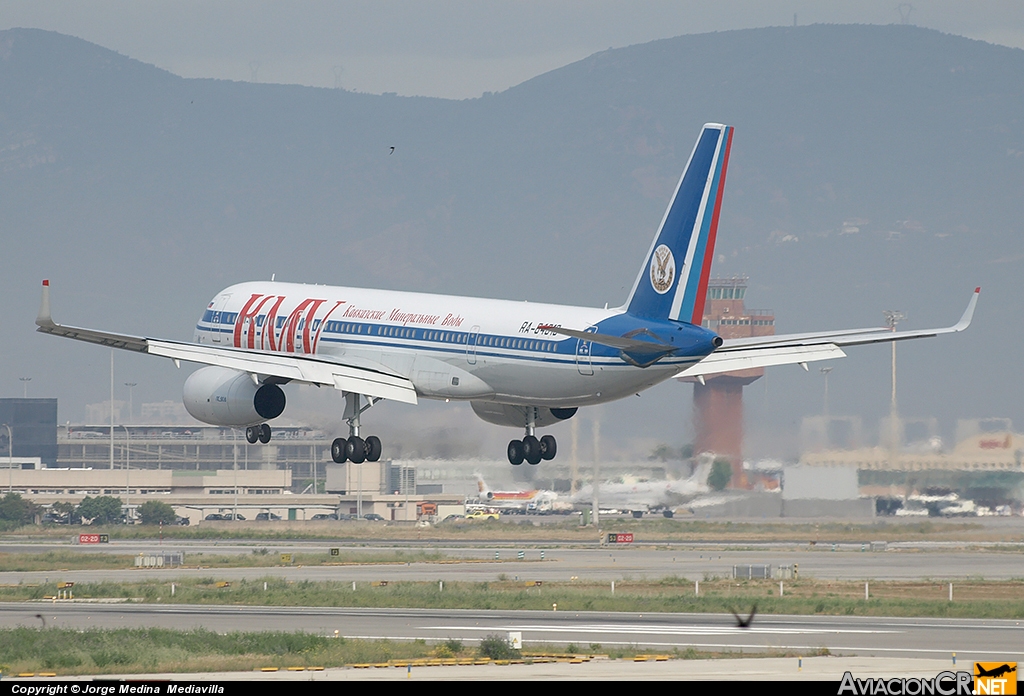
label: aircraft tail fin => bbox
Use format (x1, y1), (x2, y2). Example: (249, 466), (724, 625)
(624, 124), (733, 323)
(474, 473), (492, 499)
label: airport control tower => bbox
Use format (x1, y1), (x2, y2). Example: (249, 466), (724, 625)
(680, 277), (774, 488)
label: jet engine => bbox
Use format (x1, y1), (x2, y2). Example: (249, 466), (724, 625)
(470, 402), (577, 428)
(183, 366), (286, 427)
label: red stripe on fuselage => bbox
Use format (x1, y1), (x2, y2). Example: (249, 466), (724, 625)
(491, 491), (538, 500)
(690, 127), (733, 325)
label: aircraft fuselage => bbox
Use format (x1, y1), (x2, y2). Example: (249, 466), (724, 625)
(194, 281), (720, 407)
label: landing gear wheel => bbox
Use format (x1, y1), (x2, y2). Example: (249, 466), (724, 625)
(365, 436), (382, 462)
(258, 423), (272, 444)
(331, 438), (348, 464)
(245, 426), (259, 444)
(522, 435), (542, 465)
(539, 435), (557, 461)
(507, 440), (525, 466)
(346, 435), (366, 464)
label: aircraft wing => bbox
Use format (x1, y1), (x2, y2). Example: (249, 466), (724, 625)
(678, 288), (979, 379)
(35, 281), (418, 404)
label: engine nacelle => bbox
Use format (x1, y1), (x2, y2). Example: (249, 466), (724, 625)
(470, 402), (578, 428)
(183, 366), (286, 427)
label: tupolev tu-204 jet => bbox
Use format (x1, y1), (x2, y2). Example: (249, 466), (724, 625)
(36, 124), (979, 466)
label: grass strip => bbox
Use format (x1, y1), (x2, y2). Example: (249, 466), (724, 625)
(0, 626), (770, 676)
(5, 517), (1022, 543)
(2, 577), (1023, 618)
(0, 549), (447, 572)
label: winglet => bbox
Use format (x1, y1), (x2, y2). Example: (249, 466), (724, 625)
(36, 279), (55, 329)
(952, 287), (980, 332)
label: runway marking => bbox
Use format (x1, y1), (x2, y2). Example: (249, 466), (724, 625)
(421, 623), (899, 636)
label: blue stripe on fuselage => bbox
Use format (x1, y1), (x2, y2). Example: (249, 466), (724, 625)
(194, 313), (718, 367)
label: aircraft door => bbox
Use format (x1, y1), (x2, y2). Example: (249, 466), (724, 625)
(467, 326), (480, 365)
(575, 326), (597, 375)
(209, 294), (231, 344)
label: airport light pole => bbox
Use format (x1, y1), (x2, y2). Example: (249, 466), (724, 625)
(570, 418), (579, 496)
(820, 367), (833, 419)
(592, 417), (600, 526)
(110, 349), (115, 470)
(124, 383), (137, 425)
(883, 311), (905, 454)
(120, 425), (130, 524)
(3, 424), (12, 493)
(232, 429), (238, 521)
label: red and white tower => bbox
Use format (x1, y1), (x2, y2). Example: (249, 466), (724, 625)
(681, 277), (774, 488)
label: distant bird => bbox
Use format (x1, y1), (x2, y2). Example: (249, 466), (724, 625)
(730, 604), (757, 628)
(389, 147), (395, 155)
(34, 613), (46, 628)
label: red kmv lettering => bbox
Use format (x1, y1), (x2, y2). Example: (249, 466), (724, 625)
(233, 295), (344, 354)
(234, 294), (284, 349)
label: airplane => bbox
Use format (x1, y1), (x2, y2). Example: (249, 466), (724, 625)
(472, 474), (562, 514)
(35, 123), (980, 467)
(975, 664), (1016, 679)
(570, 459), (713, 517)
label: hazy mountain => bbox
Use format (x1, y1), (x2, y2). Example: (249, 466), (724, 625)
(1, 25), (1021, 459)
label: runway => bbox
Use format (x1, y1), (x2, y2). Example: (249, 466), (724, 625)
(3, 544), (1023, 585)
(1, 603), (1020, 663)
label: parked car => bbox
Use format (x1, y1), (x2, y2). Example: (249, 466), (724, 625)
(174, 515), (190, 526)
(204, 513), (245, 521)
(466, 510), (500, 521)
(255, 512), (281, 521)
(310, 513), (338, 521)
(442, 514), (465, 523)
(362, 513), (385, 521)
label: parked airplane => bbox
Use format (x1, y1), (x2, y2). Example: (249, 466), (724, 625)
(472, 474), (562, 514)
(36, 124), (979, 466)
(571, 460), (713, 517)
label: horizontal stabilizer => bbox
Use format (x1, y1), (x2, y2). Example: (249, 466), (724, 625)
(538, 324), (674, 354)
(719, 288), (980, 352)
(676, 344), (847, 378)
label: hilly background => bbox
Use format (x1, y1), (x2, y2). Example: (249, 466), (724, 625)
(1, 24), (1022, 461)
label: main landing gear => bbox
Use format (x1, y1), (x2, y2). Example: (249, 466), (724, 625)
(507, 408), (557, 465)
(507, 434), (556, 466)
(245, 423), (272, 444)
(331, 393), (383, 464)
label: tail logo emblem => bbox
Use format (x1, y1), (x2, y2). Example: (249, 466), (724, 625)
(650, 244), (676, 294)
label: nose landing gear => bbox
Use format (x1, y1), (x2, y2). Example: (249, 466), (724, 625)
(245, 423), (272, 444)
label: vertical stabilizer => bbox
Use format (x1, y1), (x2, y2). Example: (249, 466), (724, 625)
(624, 124), (733, 323)
(474, 473), (492, 499)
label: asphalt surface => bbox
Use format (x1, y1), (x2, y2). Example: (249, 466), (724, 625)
(3, 544), (1024, 584)
(7, 657), (1008, 682)
(1, 603), (1021, 663)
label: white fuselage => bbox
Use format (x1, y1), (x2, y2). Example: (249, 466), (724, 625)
(193, 281), (707, 407)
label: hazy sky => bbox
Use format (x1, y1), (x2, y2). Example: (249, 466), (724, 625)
(4, 1), (1024, 99)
